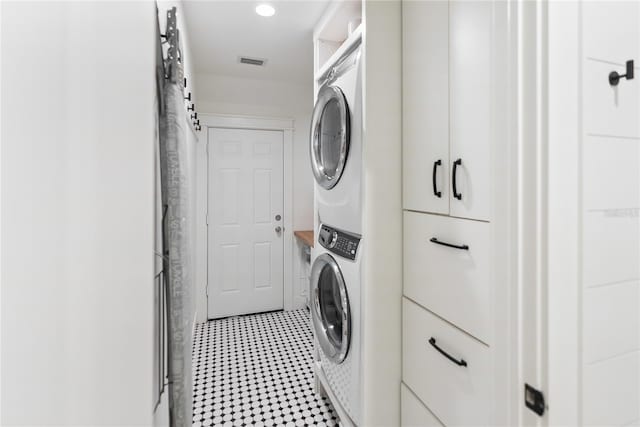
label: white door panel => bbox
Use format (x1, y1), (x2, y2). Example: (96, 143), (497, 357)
(583, 211), (640, 288)
(400, 384), (443, 427)
(583, 281), (640, 365)
(583, 135), (640, 210)
(583, 352), (640, 426)
(208, 128), (284, 318)
(402, 0), (450, 214)
(584, 59), (640, 139)
(583, 1), (640, 66)
(578, 2), (640, 425)
(449, 0), (492, 221)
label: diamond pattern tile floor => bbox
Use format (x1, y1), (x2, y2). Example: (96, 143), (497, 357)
(192, 309), (340, 427)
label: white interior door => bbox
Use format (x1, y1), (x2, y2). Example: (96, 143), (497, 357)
(207, 127), (284, 319)
(580, 2), (640, 425)
(546, 1), (640, 425)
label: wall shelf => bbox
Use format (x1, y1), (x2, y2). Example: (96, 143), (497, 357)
(313, 0), (362, 80)
(294, 230), (315, 248)
(314, 24), (363, 84)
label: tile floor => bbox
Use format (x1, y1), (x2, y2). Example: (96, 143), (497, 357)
(192, 309), (340, 427)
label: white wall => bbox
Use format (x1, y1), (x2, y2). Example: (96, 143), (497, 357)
(195, 72), (315, 313)
(196, 73), (314, 231)
(1, 1), (156, 425)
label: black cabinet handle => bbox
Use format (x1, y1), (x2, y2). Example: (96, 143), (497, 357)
(429, 337), (467, 367)
(430, 237), (469, 250)
(452, 158), (462, 200)
(432, 160), (442, 198)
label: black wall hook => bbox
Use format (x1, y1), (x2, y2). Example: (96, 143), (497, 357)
(191, 113), (198, 120)
(184, 92), (191, 101)
(609, 60), (634, 86)
(187, 103), (195, 112)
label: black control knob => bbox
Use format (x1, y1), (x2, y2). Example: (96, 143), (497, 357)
(328, 231), (338, 248)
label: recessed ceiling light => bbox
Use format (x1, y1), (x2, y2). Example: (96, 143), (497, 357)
(255, 4), (275, 17)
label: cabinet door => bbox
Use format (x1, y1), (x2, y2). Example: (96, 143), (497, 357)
(449, 0), (492, 221)
(402, 0), (450, 215)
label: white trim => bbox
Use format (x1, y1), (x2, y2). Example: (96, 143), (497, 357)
(514, 1), (551, 425)
(282, 128), (295, 311)
(491, 1), (521, 425)
(199, 113), (296, 315)
(199, 113), (294, 131)
(195, 128), (209, 323)
(547, 2), (582, 425)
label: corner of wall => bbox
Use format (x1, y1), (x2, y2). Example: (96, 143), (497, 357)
(360, 0), (403, 425)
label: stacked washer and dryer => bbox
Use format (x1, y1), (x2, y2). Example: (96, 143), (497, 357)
(309, 40), (363, 427)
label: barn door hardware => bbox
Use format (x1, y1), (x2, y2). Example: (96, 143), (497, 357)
(609, 60), (634, 86)
(524, 384), (545, 416)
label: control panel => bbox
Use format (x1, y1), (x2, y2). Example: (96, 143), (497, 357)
(318, 224), (360, 260)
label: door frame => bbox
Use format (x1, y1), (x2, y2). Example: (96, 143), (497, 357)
(199, 113), (295, 319)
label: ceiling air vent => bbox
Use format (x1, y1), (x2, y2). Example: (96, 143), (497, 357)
(239, 56), (266, 67)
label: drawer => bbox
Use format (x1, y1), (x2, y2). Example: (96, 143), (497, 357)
(403, 211), (492, 343)
(401, 383), (443, 427)
(403, 298), (491, 426)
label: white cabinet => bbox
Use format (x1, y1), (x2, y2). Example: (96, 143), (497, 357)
(401, 384), (443, 427)
(403, 211), (492, 344)
(449, 0), (492, 221)
(402, 0), (497, 424)
(403, 0), (492, 222)
(402, 0), (449, 215)
(403, 298), (492, 427)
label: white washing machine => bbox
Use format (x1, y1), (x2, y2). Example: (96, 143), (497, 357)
(310, 42), (363, 235)
(310, 223), (362, 426)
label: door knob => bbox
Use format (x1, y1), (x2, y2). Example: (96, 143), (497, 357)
(275, 226), (282, 233)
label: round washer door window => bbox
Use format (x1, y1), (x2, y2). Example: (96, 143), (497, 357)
(310, 85), (350, 190)
(310, 253), (351, 363)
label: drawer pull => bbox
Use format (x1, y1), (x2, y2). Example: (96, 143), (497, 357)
(429, 337), (468, 367)
(452, 158), (462, 200)
(430, 237), (469, 251)
(432, 159), (442, 198)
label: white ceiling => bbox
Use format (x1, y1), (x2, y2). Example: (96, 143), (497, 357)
(183, 0), (330, 84)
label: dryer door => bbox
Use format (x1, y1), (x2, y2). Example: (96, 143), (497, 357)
(310, 253), (351, 363)
(310, 85), (350, 190)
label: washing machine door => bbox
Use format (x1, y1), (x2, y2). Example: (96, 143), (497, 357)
(310, 85), (350, 190)
(310, 253), (351, 363)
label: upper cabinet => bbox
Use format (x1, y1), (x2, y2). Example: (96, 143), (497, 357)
(403, 0), (492, 222)
(449, 1), (492, 221)
(402, 0), (450, 215)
